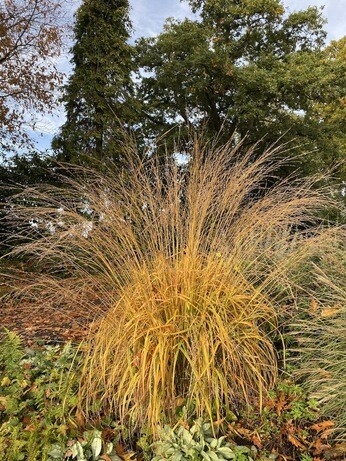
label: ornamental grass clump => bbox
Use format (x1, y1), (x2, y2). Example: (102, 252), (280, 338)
(4, 138), (344, 434)
(290, 248), (346, 441)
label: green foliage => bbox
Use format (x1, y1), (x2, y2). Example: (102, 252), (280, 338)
(152, 420), (256, 461)
(53, 0), (136, 165)
(135, 0), (345, 178)
(48, 430), (120, 461)
(310, 36), (346, 185)
(0, 331), (80, 460)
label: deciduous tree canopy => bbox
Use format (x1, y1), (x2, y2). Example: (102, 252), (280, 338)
(0, 0), (64, 156)
(135, 0), (345, 177)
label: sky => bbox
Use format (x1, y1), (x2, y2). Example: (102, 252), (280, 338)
(131, 0), (346, 41)
(29, 0), (346, 153)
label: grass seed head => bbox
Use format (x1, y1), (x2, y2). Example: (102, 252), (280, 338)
(3, 137), (344, 434)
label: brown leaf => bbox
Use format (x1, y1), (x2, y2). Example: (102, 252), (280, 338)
(321, 307), (339, 318)
(98, 456), (112, 461)
(276, 391), (287, 416)
(323, 442), (346, 459)
(265, 397), (276, 411)
(310, 421), (334, 433)
(312, 438), (331, 455)
(115, 443), (127, 458)
(250, 434), (263, 449)
(287, 434), (306, 449)
(235, 426), (252, 439)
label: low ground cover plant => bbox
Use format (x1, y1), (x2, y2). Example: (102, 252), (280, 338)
(2, 138), (345, 456)
(0, 332), (341, 461)
(0, 331), (123, 461)
(0, 331), (80, 460)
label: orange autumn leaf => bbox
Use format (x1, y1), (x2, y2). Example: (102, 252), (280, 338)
(265, 397), (276, 411)
(99, 456), (112, 461)
(312, 438), (331, 455)
(321, 307), (340, 318)
(276, 391), (287, 416)
(311, 421), (335, 433)
(287, 434), (306, 449)
(235, 426), (252, 439)
(310, 298), (319, 315)
(251, 434), (263, 449)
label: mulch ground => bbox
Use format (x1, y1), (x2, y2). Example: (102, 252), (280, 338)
(1, 298), (97, 346)
(1, 260), (108, 346)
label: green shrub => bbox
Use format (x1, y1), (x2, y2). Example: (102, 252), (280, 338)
(48, 430), (120, 461)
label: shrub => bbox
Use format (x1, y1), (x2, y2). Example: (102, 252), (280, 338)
(4, 138), (345, 434)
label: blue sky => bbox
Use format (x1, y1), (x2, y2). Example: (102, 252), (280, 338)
(29, 0), (346, 153)
(131, 0), (345, 40)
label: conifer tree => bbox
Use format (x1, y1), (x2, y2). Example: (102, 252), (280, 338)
(53, 0), (134, 165)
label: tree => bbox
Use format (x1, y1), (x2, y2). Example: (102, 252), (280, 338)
(0, 0), (64, 155)
(309, 37), (346, 180)
(135, 0), (345, 176)
(53, 0), (136, 165)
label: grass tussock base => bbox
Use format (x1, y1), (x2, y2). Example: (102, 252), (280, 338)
(4, 137), (345, 434)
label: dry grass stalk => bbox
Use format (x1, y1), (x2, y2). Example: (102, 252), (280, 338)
(290, 247), (346, 441)
(2, 137), (344, 433)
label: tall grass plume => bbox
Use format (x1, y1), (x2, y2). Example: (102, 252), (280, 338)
(3, 137), (345, 434)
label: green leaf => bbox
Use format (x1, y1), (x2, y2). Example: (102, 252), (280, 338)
(91, 432), (103, 459)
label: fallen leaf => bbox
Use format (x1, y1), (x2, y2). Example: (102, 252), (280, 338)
(250, 434), (263, 449)
(98, 455), (112, 461)
(311, 421), (334, 433)
(276, 391), (287, 416)
(321, 307), (339, 318)
(312, 438), (331, 455)
(287, 434), (306, 449)
(323, 442), (346, 459)
(235, 426), (252, 439)
(310, 298), (319, 315)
